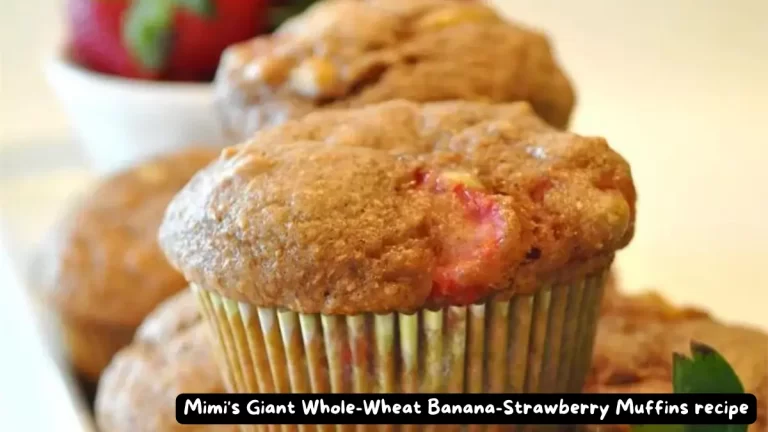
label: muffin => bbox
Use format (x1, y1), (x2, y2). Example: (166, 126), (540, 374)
(96, 289), (236, 432)
(159, 100), (636, 425)
(34, 147), (219, 383)
(216, 0), (576, 141)
(586, 291), (767, 432)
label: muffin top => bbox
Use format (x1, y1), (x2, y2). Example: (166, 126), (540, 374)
(37, 148), (219, 326)
(216, 0), (575, 139)
(587, 293), (767, 432)
(96, 290), (234, 432)
(160, 100), (635, 313)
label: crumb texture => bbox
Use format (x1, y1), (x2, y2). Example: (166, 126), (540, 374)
(160, 100), (636, 314)
(216, 0), (575, 139)
(95, 290), (236, 432)
(37, 148), (219, 326)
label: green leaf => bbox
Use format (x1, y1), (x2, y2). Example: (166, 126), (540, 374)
(631, 342), (749, 432)
(123, 0), (175, 71)
(673, 341), (745, 394)
(174, 0), (216, 18)
(671, 341), (748, 432)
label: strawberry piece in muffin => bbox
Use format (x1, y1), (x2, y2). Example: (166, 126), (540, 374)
(414, 169), (510, 305)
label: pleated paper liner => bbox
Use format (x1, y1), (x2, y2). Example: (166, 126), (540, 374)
(193, 269), (607, 432)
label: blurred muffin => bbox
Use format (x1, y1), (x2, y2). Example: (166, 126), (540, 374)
(601, 288), (710, 321)
(216, 0), (576, 141)
(35, 148), (218, 383)
(159, 98), (635, 418)
(96, 289), (235, 432)
(586, 292), (767, 432)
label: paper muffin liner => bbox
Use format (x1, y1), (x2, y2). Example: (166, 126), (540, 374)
(193, 269), (607, 432)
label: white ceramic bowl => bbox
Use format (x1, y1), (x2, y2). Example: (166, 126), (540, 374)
(45, 52), (226, 174)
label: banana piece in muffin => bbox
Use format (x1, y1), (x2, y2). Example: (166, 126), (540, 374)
(33, 148), (219, 383)
(216, 0), (576, 141)
(95, 289), (236, 432)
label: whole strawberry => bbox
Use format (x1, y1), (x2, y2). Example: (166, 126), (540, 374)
(68, 0), (269, 81)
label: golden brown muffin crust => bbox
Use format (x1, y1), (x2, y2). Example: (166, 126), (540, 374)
(160, 100), (635, 314)
(38, 148), (219, 326)
(95, 324), (234, 432)
(56, 316), (136, 383)
(587, 293), (767, 432)
(216, 0), (575, 140)
(95, 290), (235, 432)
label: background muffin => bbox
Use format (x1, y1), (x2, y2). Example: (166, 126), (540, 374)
(34, 147), (218, 383)
(159, 99), (635, 421)
(216, 0), (576, 141)
(587, 291), (767, 432)
(96, 289), (235, 432)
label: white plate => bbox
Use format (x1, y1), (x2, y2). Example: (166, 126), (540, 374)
(0, 139), (96, 432)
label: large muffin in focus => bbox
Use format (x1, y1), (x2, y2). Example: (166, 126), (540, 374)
(216, 0), (576, 141)
(95, 289), (236, 432)
(159, 99), (635, 427)
(34, 147), (219, 383)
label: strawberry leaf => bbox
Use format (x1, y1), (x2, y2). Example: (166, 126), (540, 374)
(672, 342), (747, 432)
(673, 341), (745, 394)
(174, 0), (216, 18)
(123, 0), (174, 71)
(631, 341), (748, 432)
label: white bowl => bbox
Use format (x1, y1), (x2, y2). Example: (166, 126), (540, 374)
(45, 52), (226, 174)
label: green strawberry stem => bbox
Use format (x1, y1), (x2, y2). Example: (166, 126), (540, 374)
(123, 0), (215, 72)
(631, 341), (747, 432)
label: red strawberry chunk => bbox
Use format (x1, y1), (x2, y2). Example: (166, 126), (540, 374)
(413, 170), (509, 305)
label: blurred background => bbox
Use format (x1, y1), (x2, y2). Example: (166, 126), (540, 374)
(1, 0), (767, 429)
